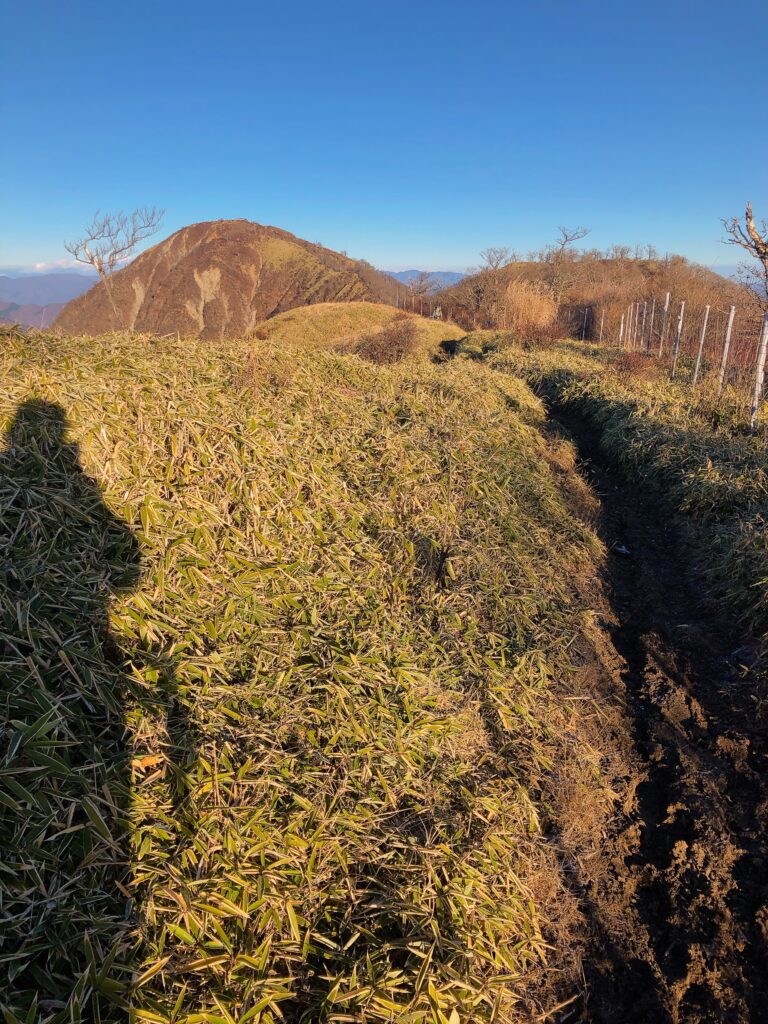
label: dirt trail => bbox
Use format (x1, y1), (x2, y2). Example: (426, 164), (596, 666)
(553, 410), (768, 1024)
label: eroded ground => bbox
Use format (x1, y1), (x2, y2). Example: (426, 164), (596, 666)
(555, 410), (768, 1024)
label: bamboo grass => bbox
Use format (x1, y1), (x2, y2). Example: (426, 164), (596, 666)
(1, 329), (608, 1023)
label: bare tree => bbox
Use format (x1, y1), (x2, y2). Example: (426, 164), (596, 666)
(609, 244), (631, 261)
(723, 202), (768, 309)
(408, 271), (436, 297)
(65, 207), (164, 326)
(544, 225), (590, 310)
(552, 225), (589, 259)
(479, 246), (517, 271)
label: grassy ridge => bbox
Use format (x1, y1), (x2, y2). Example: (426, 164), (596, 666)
(491, 341), (768, 643)
(253, 302), (465, 358)
(1, 331), (609, 1022)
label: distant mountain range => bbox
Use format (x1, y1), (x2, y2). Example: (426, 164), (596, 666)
(386, 269), (466, 289)
(0, 301), (67, 328)
(0, 273), (97, 327)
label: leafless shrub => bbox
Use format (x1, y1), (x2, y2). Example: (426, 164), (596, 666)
(480, 246), (517, 271)
(352, 315), (419, 364)
(608, 351), (659, 380)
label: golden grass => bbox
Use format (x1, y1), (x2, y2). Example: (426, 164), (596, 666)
(0, 328), (614, 1022)
(253, 302), (465, 359)
(499, 281), (556, 336)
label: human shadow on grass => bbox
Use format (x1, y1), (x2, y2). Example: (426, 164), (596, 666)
(0, 399), (143, 1019)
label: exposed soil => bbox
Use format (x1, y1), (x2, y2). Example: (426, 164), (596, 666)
(553, 408), (768, 1024)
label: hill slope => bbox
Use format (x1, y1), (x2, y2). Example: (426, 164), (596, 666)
(439, 254), (753, 338)
(54, 220), (406, 339)
(253, 300), (465, 357)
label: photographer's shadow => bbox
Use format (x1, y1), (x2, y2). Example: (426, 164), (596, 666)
(0, 399), (142, 1015)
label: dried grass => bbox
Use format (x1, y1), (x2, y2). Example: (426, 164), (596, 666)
(499, 282), (556, 338)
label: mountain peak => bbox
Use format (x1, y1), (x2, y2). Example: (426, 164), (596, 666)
(55, 220), (405, 338)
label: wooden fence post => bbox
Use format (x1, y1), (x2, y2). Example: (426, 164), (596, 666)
(647, 297), (656, 354)
(671, 301), (686, 377)
(750, 312), (768, 433)
(599, 308), (604, 343)
(717, 305), (736, 400)
(692, 304), (710, 385)
(640, 301), (648, 351)
(658, 291), (671, 356)
(619, 313), (625, 345)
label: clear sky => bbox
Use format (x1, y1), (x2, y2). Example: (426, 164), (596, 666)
(1, 0), (766, 272)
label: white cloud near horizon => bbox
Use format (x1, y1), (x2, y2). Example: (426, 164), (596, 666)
(0, 260), (98, 276)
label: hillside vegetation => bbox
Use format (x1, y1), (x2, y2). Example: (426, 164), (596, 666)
(439, 253), (755, 346)
(54, 221), (407, 340)
(1, 329), (617, 1023)
(253, 301), (465, 358)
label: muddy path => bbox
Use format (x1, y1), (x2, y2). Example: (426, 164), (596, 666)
(551, 408), (768, 1024)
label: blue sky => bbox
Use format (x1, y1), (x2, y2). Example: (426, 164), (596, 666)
(1, 0), (766, 272)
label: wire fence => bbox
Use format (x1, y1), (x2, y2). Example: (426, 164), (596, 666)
(560, 295), (768, 431)
(398, 288), (768, 432)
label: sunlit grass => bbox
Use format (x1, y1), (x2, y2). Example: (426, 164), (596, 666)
(253, 301), (465, 359)
(1, 329), (610, 1023)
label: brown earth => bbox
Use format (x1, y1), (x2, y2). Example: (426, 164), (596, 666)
(54, 220), (407, 339)
(551, 410), (768, 1024)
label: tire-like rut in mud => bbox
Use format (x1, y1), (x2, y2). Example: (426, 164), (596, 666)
(556, 411), (768, 1024)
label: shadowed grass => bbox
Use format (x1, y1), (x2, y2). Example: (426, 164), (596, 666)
(490, 340), (768, 647)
